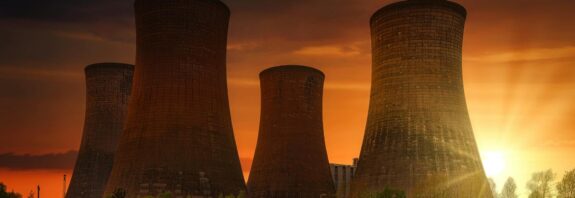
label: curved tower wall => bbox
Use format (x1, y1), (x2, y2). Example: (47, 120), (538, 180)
(104, 0), (246, 197)
(66, 63), (134, 198)
(351, 0), (492, 197)
(247, 66), (335, 198)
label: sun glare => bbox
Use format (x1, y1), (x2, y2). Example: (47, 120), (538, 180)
(481, 151), (507, 177)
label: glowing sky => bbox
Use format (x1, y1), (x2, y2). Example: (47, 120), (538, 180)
(1, 0), (574, 197)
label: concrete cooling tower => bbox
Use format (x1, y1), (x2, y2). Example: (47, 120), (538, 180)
(247, 66), (335, 198)
(351, 0), (492, 197)
(66, 63), (134, 198)
(104, 0), (245, 197)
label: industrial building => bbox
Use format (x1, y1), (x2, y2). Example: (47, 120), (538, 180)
(330, 158), (358, 198)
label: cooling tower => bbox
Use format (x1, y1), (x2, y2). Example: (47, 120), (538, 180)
(66, 63), (134, 198)
(104, 0), (245, 197)
(247, 66), (335, 198)
(351, 0), (492, 197)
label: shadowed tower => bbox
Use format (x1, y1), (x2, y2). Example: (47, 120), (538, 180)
(104, 0), (245, 197)
(247, 66), (335, 198)
(351, 0), (492, 197)
(66, 63), (134, 198)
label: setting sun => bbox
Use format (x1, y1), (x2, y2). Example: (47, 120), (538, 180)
(482, 151), (507, 177)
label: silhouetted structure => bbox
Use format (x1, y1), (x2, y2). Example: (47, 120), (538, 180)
(351, 0), (492, 197)
(63, 174), (66, 198)
(330, 159), (358, 198)
(247, 66), (335, 198)
(66, 63), (134, 198)
(104, 0), (245, 197)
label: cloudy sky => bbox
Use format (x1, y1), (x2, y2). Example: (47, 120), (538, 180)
(1, 0), (574, 197)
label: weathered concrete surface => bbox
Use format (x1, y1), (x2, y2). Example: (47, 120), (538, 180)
(66, 63), (134, 198)
(351, 0), (492, 197)
(248, 66), (335, 198)
(104, 0), (245, 197)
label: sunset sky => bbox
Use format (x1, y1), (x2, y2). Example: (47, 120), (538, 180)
(1, 0), (575, 197)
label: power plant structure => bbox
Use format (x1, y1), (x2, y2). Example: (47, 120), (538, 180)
(104, 0), (246, 197)
(247, 66), (335, 198)
(351, 0), (492, 197)
(66, 63), (134, 198)
(330, 159), (358, 198)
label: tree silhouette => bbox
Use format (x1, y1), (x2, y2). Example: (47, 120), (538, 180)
(236, 191), (246, 198)
(500, 177), (518, 198)
(0, 183), (22, 198)
(557, 168), (575, 198)
(527, 169), (555, 198)
(528, 191), (543, 198)
(488, 178), (499, 198)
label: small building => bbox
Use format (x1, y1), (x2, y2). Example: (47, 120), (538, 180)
(330, 158), (358, 198)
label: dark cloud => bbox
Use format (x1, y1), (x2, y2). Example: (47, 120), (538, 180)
(223, 0), (378, 44)
(0, 0), (135, 46)
(0, 149), (252, 173)
(0, 151), (77, 170)
(1, 0), (573, 49)
(0, 26), (135, 69)
(0, 0), (133, 24)
(0, 75), (85, 153)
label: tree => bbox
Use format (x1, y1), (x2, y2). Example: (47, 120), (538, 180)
(236, 191), (246, 198)
(527, 169), (556, 198)
(557, 168), (575, 198)
(528, 191), (543, 198)
(26, 191), (34, 198)
(0, 183), (23, 198)
(500, 177), (518, 198)
(0, 184), (6, 198)
(488, 178), (499, 198)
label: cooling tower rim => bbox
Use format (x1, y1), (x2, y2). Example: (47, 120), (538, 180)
(370, 0), (467, 24)
(260, 65), (325, 78)
(85, 63), (135, 72)
(203, 0), (231, 14)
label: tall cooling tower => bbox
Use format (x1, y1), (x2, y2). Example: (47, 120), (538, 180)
(66, 63), (134, 198)
(351, 0), (492, 197)
(247, 66), (335, 198)
(104, 0), (245, 197)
